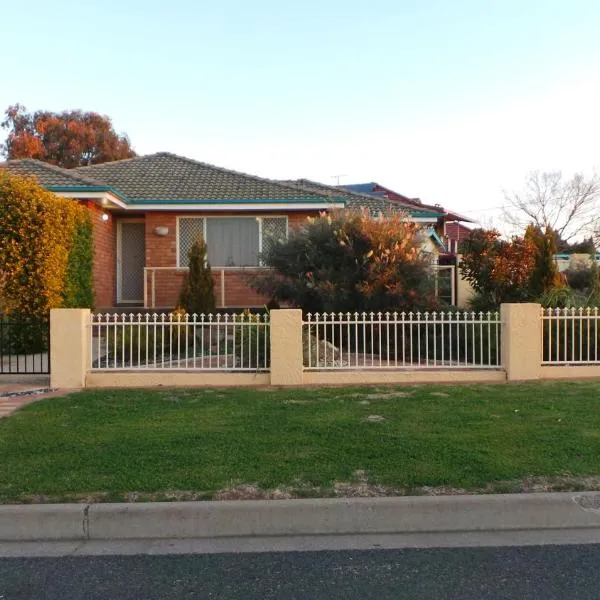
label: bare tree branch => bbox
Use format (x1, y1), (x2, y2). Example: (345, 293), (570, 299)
(502, 170), (600, 244)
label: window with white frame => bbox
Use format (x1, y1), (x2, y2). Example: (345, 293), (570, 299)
(178, 216), (287, 267)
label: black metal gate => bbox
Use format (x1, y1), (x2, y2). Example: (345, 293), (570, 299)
(0, 313), (50, 374)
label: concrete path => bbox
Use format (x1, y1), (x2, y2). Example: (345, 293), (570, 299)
(0, 375), (69, 418)
(0, 374), (50, 394)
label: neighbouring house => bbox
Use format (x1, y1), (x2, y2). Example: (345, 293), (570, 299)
(342, 182), (474, 256)
(3, 153), (469, 310)
(343, 181), (475, 304)
(443, 221), (473, 255)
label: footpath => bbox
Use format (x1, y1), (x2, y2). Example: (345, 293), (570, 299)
(0, 375), (62, 418)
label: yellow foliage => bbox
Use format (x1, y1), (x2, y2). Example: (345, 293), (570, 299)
(0, 171), (90, 318)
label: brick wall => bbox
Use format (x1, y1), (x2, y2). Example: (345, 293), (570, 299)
(143, 211), (317, 309)
(86, 203), (116, 309)
(145, 268), (268, 309)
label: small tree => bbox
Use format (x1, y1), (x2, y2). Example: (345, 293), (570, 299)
(459, 226), (561, 310)
(178, 237), (216, 315)
(524, 225), (561, 298)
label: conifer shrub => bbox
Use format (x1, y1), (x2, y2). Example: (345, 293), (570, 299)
(178, 237), (216, 315)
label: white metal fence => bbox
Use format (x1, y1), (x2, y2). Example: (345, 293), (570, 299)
(542, 307), (600, 364)
(303, 311), (501, 370)
(90, 312), (270, 371)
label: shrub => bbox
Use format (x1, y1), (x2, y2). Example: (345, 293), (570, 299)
(541, 264), (600, 309)
(564, 268), (592, 291)
(0, 313), (49, 355)
(179, 237), (216, 315)
(251, 209), (437, 314)
(459, 226), (561, 310)
(63, 214), (94, 308)
(0, 172), (94, 317)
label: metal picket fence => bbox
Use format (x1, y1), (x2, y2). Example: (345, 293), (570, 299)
(303, 311), (501, 370)
(90, 312), (270, 371)
(0, 313), (50, 374)
(542, 307), (600, 364)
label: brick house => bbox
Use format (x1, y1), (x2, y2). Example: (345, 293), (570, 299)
(4, 153), (450, 310)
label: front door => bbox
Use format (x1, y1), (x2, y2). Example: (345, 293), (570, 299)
(117, 221), (145, 303)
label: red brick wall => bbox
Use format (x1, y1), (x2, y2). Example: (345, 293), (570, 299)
(145, 213), (178, 268)
(143, 211), (317, 309)
(145, 269), (268, 309)
(85, 203), (116, 309)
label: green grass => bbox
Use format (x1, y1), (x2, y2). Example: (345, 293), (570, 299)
(2, 381), (600, 502)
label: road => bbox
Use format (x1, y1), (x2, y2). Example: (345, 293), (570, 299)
(2, 544), (600, 599)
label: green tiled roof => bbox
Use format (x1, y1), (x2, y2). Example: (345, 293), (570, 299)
(3, 154), (441, 218)
(3, 159), (107, 188)
(74, 153), (342, 202)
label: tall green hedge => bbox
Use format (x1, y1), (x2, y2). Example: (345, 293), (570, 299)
(0, 172), (94, 317)
(63, 216), (94, 309)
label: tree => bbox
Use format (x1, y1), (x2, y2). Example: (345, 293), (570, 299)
(1, 104), (136, 168)
(524, 225), (562, 298)
(179, 238), (216, 315)
(459, 226), (561, 310)
(250, 210), (437, 314)
(503, 170), (600, 244)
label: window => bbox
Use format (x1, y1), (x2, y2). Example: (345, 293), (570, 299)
(178, 218), (205, 266)
(178, 216), (287, 267)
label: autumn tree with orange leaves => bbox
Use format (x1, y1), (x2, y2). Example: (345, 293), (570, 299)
(1, 104), (136, 168)
(459, 226), (561, 310)
(250, 210), (438, 314)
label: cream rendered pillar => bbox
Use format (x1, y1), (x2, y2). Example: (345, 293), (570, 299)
(50, 309), (91, 389)
(269, 309), (304, 386)
(500, 303), (542, 381)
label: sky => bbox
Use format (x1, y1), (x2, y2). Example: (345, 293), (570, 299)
(2, 0), (600, 229)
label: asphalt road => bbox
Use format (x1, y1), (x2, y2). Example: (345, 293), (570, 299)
(2, 544), (600, 599)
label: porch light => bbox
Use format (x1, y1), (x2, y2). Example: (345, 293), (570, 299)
(101, 213), (109, 222)
(154, 226), (169, 236)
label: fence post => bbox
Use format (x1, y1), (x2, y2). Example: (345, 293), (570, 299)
(501, 303), (542, 381)
(50, 309), (91, 389)
(269, 309), (303, 385)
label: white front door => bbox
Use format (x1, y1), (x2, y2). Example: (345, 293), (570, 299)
(117, 221), (145, 303)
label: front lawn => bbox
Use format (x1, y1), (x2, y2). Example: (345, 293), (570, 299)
(2, 381), (600, 503)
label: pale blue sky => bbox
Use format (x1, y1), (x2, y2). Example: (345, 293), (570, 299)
(3, 0), (600, 226)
